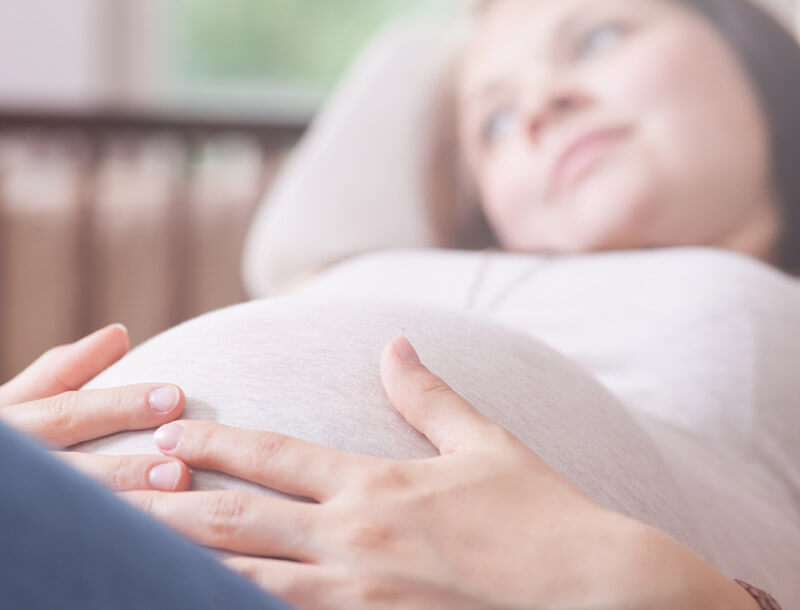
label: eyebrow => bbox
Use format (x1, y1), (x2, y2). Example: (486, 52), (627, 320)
(464, 81), (513, 110)
(462, 10), (587, 104)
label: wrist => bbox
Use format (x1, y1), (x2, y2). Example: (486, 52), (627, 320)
(623, 522), (761, 610)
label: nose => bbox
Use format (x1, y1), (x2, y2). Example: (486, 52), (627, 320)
(524, 86), (592, 144)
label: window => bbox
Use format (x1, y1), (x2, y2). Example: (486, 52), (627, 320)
(165, 0), (467, 117)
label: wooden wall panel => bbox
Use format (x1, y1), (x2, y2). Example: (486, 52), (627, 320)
(0, 138), (83, 379)
(0, 113), (303, 384)
(91, 137), (184, 348)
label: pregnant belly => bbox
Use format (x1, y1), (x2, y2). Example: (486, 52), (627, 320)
(74, 296), (800, 601)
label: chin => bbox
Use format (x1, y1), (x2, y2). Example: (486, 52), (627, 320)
(560, 165), (660, 253)
(495, 206), (646, 255)
(491, 164), (662, 254)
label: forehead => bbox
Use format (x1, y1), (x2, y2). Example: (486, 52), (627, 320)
(460, 0), (681, 93)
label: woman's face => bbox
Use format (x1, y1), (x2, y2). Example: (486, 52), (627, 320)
(458, 0), (781, 257)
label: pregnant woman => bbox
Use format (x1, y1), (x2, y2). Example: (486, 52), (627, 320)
(2, 0), (798, 608)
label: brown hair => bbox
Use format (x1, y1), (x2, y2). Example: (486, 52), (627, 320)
(425, 0), (800, 272)
(426, 49), (498, 250)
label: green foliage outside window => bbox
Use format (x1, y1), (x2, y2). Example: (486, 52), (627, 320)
(170, 0), (463, 91)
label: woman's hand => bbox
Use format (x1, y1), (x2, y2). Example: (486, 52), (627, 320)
(126, 338), (755, 609)
(0, 324), (190, 492)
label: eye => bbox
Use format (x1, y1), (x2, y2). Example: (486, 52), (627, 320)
(481, 107), (518, 146)
(575, 22), (628, 59)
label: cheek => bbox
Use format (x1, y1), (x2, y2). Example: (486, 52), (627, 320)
(591, 26), (766, 167)
(585, 28), (771, 239)
(589, 30), (718, 130)
(480, 146), (540, 231)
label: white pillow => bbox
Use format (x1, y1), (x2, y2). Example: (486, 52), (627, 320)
(242, 20), (463, 297)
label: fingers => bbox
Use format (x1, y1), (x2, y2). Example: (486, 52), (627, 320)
(380, 337), (510, 454)
(0, 324), (130, 407)
(123, 490), (320, 561)
(224, 557), (341, 609)
(2, 383), (185, 448)
(57, 452), (191, 492)
(152, 422), (367, 502)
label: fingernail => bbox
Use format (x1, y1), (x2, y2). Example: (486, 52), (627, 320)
(109, 323), (129, 336)
(148, 462), (181, 491)
(393, 337), (421, 364)
(154, 422), (184, 452)
(148, 385), (180, 413)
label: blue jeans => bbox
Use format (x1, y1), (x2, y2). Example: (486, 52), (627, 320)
(0, 422), (293, 610)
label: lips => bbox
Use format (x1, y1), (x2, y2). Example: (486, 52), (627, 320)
(550, 126), (631, 195)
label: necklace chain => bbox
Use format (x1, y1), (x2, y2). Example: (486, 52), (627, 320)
(465, 249), (551, 313)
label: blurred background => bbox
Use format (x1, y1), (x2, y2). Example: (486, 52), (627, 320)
(0, 0), (797, 382)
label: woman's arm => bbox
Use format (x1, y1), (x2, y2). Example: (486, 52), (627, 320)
(125, 337), (773, 609)
(0, 324), (190, 492)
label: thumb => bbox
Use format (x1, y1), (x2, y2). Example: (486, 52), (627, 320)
(380, 337), (503, 454)
(0, 324), (130, 407)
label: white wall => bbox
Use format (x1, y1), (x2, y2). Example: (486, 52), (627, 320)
(0, 0), (166, 111)
(0, 0), (110, 109)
